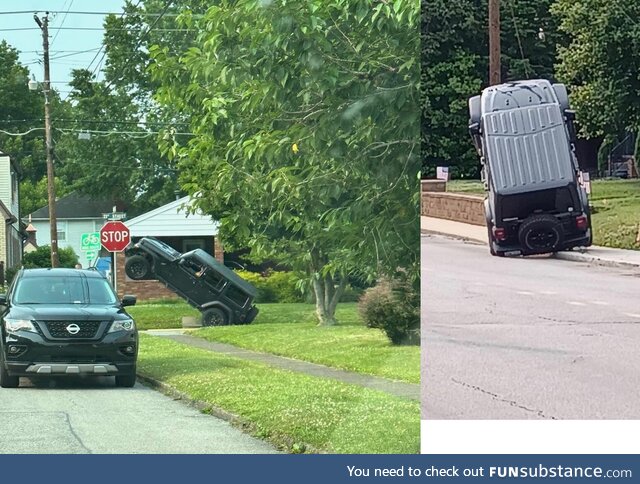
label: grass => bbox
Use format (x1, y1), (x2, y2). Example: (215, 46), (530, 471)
(446, 178), (640, 250)
(132, 301), (420, 383)
(138, 334), (420, 454)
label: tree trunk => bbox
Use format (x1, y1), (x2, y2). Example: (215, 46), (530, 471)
(313, 272), (347, 326)
(310, 250), (347, 326)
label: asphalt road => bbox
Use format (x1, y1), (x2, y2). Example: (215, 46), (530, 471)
(422, 234), (640, 420)
(0, 377), (278, 453)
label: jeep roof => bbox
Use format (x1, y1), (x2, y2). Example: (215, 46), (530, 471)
(478, 79), (576, 196)
(182, 249), (257, 298)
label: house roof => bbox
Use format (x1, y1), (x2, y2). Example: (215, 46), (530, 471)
(126, 196), (219, 237)
(28, 192), (116, 220)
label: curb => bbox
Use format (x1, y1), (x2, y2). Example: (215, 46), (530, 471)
(424, 227), (640, 270)
(135, 372), (321, 454)
(553, 251), (640, 270)
(421, 229), (485, 245)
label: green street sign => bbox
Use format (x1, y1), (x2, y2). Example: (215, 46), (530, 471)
(80, 232), (101, 251)
(85, 250), (97, 260)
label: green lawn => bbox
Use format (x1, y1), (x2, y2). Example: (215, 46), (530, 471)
(138, 334), (419, 454)
(132, 302), (419, 383)
(447, 179), (640, 250)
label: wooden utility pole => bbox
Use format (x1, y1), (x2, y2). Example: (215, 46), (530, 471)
(489, 0), (501, 85)
(35, 13), (59, 267)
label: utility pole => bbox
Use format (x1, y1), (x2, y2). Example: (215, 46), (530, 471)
(489, 0), (501, 85)
(34, 13), (59, 267)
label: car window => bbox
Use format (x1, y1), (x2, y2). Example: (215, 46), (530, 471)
(225, 285), (249, 307)
(86, 278), (119, 304)
(13, 275), (117, 305)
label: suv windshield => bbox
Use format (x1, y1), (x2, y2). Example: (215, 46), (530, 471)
(13, 275), (118, 305)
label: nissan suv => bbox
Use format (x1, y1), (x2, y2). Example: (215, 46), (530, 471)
(0, 268), (138, 388)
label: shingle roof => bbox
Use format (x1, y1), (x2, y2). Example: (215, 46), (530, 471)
(28, 192), (117, 220)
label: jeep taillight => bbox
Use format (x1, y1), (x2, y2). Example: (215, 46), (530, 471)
(493, 227), (507, 241)
(576, 215), (588, 230)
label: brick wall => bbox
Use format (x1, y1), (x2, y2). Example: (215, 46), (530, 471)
(420, 180), (485, 226)
(114, 253), (175, 300)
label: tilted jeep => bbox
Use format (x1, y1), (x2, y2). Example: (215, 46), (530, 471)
(468, 79), (592, 257)
(124, 237), (258, 325)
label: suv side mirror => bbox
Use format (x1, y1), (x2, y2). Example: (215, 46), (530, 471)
(121, 295), (137, 307)
(0, 294), (7, 306)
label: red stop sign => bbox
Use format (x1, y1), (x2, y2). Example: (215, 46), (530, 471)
(100, 221), (131, 252)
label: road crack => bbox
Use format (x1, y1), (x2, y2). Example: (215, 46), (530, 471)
(63, 412), (92, 454)
(451, 378), (557, 420)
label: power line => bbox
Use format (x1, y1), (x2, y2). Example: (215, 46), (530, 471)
(0, 10), (193, 17)
(0, 27), (194, 31)
(50, 0), (75, 47)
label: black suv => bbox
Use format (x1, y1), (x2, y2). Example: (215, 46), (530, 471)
(0, 268), (138, 388)
(124, 237), (258, 326)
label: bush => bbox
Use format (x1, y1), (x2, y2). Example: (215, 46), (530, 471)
(235, 270), (305, 303)
(358, 277), (420, 345)
(23, 245), (79, 269)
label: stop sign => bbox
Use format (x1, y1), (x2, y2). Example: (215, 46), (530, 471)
(100, 221), (131, 252)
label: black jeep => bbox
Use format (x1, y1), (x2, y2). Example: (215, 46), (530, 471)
(124, 237), (258, 326)
(468, 79), (592, 257)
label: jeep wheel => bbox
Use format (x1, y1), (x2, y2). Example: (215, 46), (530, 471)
(125, 255), (151, 280)
(202, 308), (229, 327)
(0, 354), (19, 388)
(518, 215), (564, 253)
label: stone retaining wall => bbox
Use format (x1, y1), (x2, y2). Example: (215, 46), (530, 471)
(421, 180), (485, 226)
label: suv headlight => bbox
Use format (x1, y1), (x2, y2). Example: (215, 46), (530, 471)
(4, 319), (36, 333)
(108, 319), (135, 333)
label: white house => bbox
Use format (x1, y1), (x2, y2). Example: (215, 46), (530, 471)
(0, 152), (22, 272)
(26, 192), (118, 268)
(114, 195), (222, 300)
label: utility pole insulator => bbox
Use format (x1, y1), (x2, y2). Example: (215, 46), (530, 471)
(489, 0), (501, 86)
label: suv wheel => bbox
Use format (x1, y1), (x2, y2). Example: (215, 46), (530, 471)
(0, 354), (19, 388)
(115, 370), (136, 388)
(518, 215), (564, 253)
(202, 308), (229, 327)
(125, 255), (151, 280)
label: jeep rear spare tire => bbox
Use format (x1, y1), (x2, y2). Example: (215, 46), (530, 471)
(125, 255), (151, 280)
(518, 215), (564, 253)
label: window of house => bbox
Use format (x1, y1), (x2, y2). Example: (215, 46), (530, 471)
(183, 238), (205, 253)
(56, 221), (67, 242)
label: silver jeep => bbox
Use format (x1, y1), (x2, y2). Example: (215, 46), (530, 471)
(468, 79), (592, 257)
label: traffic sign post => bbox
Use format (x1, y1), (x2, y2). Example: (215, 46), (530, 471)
(80, 232), (101, 252)
(100, 221), (131, 253)
(100, 221), (131, 293)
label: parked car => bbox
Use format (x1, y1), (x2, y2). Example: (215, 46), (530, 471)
(468, 79), (592, 257)
(0, 268), (138, 388)
(124, 237), (258, 326)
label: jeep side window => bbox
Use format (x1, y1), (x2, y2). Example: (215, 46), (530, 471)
(225, 285), (250, 307)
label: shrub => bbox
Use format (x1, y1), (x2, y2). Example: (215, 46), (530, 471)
(23, 245), (79, 269)
(235, 270), (305, 303)
(358, 277), (420, 345)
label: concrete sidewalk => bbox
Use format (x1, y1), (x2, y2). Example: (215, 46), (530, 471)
(144, 330), (419, 401)
(421, 215), (640, 269)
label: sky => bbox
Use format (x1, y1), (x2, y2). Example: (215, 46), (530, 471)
(0, 0), (127, 94)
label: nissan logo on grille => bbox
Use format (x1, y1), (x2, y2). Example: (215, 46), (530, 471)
(66, 324), (80, 335)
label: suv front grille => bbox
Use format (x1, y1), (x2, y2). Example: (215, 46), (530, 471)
(39, 321), (102, 339)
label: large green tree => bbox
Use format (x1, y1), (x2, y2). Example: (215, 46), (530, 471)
(0, 40), (62, 215)
(151, 0), (420, 325)
(422, 0), (563, 177)
(553, 0), (640, 138)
